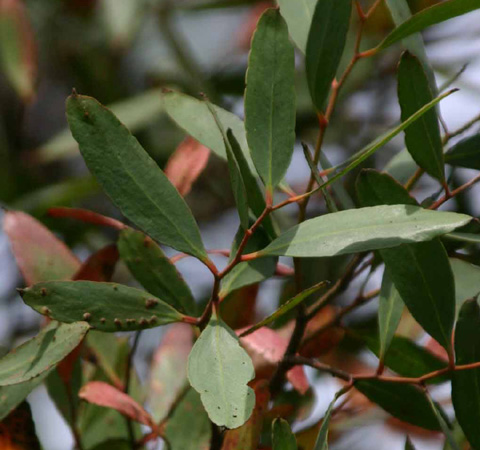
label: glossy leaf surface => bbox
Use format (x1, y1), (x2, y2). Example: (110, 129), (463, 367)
(445, 134), (480, 170)
(22, 280), (184, 332)
(67, 94), (207, 260)
(188, 312), (255, 428)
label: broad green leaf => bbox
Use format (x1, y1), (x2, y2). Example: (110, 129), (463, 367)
(187, 312), (255, 428)
(356, 170), (455, 351)
(206, 102), (249, 229)
(313, 388), (348, 450)
(0, 321), (89, 386)
(305, 0), (351, 112)
(4, 210), (81, 284)
(164, 388), (211, 450)
(22, 280), (184, 332)
(272, 418), (297, 450)
(381, 241), (455, 351)
(452, 298), (480, 450)
(240, 281), (328, 337)
(450, 258), (480, 313)
(377, 271), (404, 363)
(385, 148), (417, 185)
(358, 331), (447, 383)
(445, 134), (480, 170)
(67, 94), (207, 260)
(245, 8), (296, 191)
(379, 0), (480, 50)
(0, 370), (51, 421)
(118, 228), (196, 315)
(277, 0), (316, 53)
(258, 205), (471, 258)
(426, 394), (459, 450)
(227, 130), (278, 238)
(405, 437), (417, 450)
(355, 379), (441, 430)
(149, 324), (192, 423)
(0, 0), (36, 102)
(398, 52), (444, 182)
(37, 88), (165, 162)
(220, 226), (277, 299)
(163, 90), (250, 165)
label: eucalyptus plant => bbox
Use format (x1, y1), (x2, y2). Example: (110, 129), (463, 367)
(3, 0), (480, 449)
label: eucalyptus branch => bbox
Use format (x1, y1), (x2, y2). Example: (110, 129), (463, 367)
(429, 173), (480, 210)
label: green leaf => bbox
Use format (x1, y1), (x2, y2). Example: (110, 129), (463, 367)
(187, 312), (255, 428)
(355, 379), (441, 430)
(445, 134), (480, 170)
(450, 258), (480, 313)
(452, 298), (480, 450)
(377, 271), (404, 363)
(90, 440), (131, 450)
(272, 418), (298, 450)
(163, 90), (251, 166)
(67, 94), (207, 261)
(22, 280), (184, 332)
(405, 437), (417, 450)
(426, 394), (459, 450)
(305, 0), (352, 112)
(240, 281), (328, 337)
(379, 0), (480, 50)
(37, 88), (165, 163)
(220, 226), (277, 299)
(118, 228), (196, 315)
(313, 388), (349, 450)
(398, 52), (444, 182)
(359, 331), (447, 382)
(277, 0), (316, 53)
(0, 370), (51, 421)
(245, 8), (296, 191)
(446, 232), (480, 244)
(0, 321), (89, 386)
(356, 170), (455, 351)
(258, 205), (471, 258)
(164, 388), (211, 450)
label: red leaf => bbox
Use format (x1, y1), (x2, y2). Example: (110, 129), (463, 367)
(239, 328), (309, 395)
(165, 137), (210, 196)
(48, 207), (127, 230)
(79, 381), (157, 431)
(4, 210), (80, 284)
(73, 244), (119, 282)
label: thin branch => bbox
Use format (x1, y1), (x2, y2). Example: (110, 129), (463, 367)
(125, 331), (142, 449)
(429, 173), (480, 210)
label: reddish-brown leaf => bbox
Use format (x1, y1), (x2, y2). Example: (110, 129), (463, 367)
(48, 207), (127, 230)
(73, 244), (119, 282)
(0, 0), (37, 102)
(221, 380), (270, 450)
(79, 381), (157, 430)
(221, 285), (259, 330)
(4, 210), (80, 284)
(239, 327), (309, 394)
(164, 137), (210, 196)
(0, 402), (41, 450)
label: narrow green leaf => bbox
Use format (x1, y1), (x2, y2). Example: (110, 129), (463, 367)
(118, 228), (196, 315)
(426, 393), (459, 450)
(259, 205), (471, 258)
(305, 0), (351, 112)
(187, 312), (255, 428)
(206, 102), (249, 229)
(452, 297), (480, 450)
(0, 370), (51, 421)
(240, 281), (328, 337)
(445, 134), (480, 170)
(398, 52), (444, 182)
(67, 94), (207, 260)
(355, 379), (441, 430)
(163, 90), (251, 166)
(0, 321), (89, 386)
(22, 280), (184, 332)
(245, 8), (296, 191)
(220, 226), (277, 299)
(450, 258), (480, 313)
(313, 388), (349, 450)
(377, 271), (404, 363)
(277, 0), (316, 53)
(272, 418), (298, 450)
(37, 88), (165, 163)
(446, 232), (480, 244)
(164, 388), (211, 450)
(379, 0), (480, 50)
(405, 437), (417, 450)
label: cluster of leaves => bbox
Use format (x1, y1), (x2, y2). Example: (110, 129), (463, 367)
(2, 0), (480, 449)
